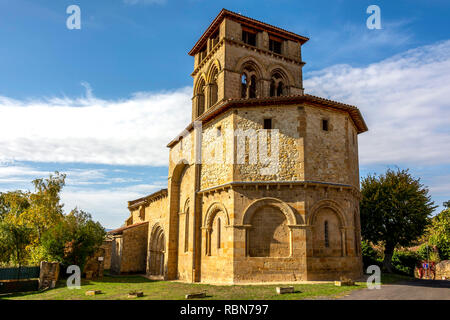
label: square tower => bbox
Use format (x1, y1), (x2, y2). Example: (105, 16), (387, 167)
(189, 9), (309, 121)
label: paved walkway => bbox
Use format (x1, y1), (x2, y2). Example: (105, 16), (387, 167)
(337, 279), (450, 300)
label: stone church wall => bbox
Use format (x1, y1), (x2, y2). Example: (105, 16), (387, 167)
(303, 104), (359, 186)
(234, 105), (303, 182)
(200, 189), (235, 283)
(113, 223), (149, 274)
(200, 110), (234, 190)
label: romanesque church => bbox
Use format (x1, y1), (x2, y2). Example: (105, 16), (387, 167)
(109, 9), (368, 283)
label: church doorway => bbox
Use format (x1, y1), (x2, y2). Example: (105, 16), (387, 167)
(149, 225), (165, 276)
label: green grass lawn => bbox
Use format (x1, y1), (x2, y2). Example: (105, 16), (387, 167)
(0, 273), (411, 300)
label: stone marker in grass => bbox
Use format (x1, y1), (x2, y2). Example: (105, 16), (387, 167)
(85, 290), (102, 296)
(276, 286), (295, 294)
(185, 292), (206, 299)
(128, 291), (144, 298)
(335, 277), (355, 286)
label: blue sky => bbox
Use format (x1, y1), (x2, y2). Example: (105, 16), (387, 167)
(0, 0), (449, 228)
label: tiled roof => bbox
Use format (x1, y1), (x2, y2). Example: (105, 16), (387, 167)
(189, 9), (309, 56)
(108, 221), (148, 235)
(127, 188), (168, 209)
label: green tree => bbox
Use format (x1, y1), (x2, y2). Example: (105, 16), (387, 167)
(0, 191), (31, 221)
(26, 172), (66, 242)
(42, 208), (105, 271)
(0, 191), (32, 267)
(0, 221), (33, 276)
(427, 207), (450, 260)
(360, 168), (436, 273)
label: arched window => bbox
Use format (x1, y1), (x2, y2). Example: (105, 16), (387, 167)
(277, 82), (284, 96)
(217, 217), (221, 249)
(184, 207), (189, 253)
(249, 75), (257, 98)
(241, 74), (248, 98)
(241, 65), (259, 99)
(270, 79), (276, 97)
(196, 78), (206, 117)
(209, 69), (218, 108)
(270, 71), (287, 97)
(324, 221), (330, 248)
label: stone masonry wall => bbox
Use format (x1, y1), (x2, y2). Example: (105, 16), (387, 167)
(200, 188), (235, 283)
(120, 223), (149, 273)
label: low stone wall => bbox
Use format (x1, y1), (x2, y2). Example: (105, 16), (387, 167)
(83, 248), (105, 279)
(110, 236), (123, 274)
(435, 260), (450, 280)
(109, 222), (149, 274)
(101, 240), (112, 270)
(121, 223), (149, 273)
(38, 261), (60, 289)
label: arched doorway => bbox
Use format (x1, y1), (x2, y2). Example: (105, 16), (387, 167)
(149, 225), (165, 276)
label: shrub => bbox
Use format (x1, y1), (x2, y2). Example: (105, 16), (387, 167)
(417, 243), (440, 262)
(391, 250), (421, 276)
(41, 208), (105, 271)
(361, 240), (382, 270)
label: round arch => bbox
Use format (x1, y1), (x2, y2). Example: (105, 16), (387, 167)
(183, 198), (190, 213)
(204, 202), (230, 228)
(234, 56), (266, 78)
(194, 73), (207, 94)
(206, 59), (221, 83)
(267, 64), (295, 86)
(170, 160), (189, 184)
(307, 199), (347, 227)
(148, 223), (166, 276)
(241, 197), (299, 226)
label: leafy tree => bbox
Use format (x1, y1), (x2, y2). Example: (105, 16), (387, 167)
(417, 243), (440, 262)
(361, 240), (381, 269)
(391, 250), (421, 276)
(25, 172), (66, 242)
(0, 221), (33, 275)
(427, 207), (450, 260)
(443, 200), (450, 209)
(360, 168), (436, 273)
(42, 208), (105, 271)
(0, 191), (32, 267)
(0, 191), (30, 221)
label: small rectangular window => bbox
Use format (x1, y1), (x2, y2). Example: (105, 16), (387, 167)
(242, 30), (256, 46)
(322, 119), (329, 131)
(199, 45), (207, 62)
(264, 118), (272, 129)
(216, 126), (222, 137)
(269, 39), (282, 54)
(211, 31), (219, 47)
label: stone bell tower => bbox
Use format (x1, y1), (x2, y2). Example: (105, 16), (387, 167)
(114, 9), (368, 283)
(189, 9), (308, 121)
(162, 9), (369, 283)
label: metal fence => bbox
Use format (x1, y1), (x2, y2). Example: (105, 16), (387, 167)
(0, 266), (40, 280)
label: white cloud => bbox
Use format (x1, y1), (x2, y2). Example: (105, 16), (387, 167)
(0, 163), (166, 228)
(304, 40), (450, 166)
(0, 87), (192, 166)
(0, 164), (144, 187)
(62, 183), (165, 228)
